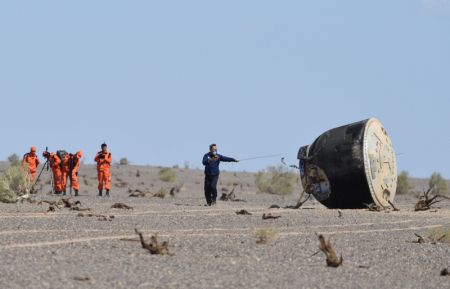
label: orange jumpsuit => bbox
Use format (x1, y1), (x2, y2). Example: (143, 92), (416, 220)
(95, 151), (112, 190)
(48, 153), (64, 192)
(61, 154), (70, 191)
(68, 151), (83, 191)
(22, 151), (40, 181)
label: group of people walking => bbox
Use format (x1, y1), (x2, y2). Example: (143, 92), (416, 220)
(22, 142), (238, 205)
(22, 143), (112, 197)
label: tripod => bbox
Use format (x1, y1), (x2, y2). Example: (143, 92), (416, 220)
(32, 147), (55, 194)
(31, 159), (49, 193)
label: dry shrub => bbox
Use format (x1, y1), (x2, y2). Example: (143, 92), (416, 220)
(428, 227), (450, 243)
(236, 209), (252, 215)
(0, 166), (32, 203)
(429, 172), (449, 196)
(317, 234), (343, 267)
(220, 187), (245, 202)
(154, 188), (167, 198)
(111, 203), (133, 210)
(169, 184), (183, 196)
(159, 168), (176, 183)
(255, 165), (297, 195)
(135, 229), (172, 255)
(8, 153), (21, 167)
(415, 186), (443, 211)
(255, 228), (277, 244)
(396, 171), (412, 195)
(129, 189), (150, 197)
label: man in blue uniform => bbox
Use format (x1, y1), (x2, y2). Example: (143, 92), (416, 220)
(202, 144), (238, 206)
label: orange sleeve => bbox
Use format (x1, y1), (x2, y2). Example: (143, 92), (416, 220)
(36, 157), (40, 166)
(105, 153), (112, 164)
(51, 154), (61, 167)
(94, 153), (100, 163)
(74, 155), (81, 169)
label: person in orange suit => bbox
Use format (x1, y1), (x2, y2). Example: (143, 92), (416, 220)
(95, 143), (112, 196)
(43, 151), (64, 194)
(66, 151), (83, 196)
(61, 154), (70, 195)
(22, 146), (40, 181)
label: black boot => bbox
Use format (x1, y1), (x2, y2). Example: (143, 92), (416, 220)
(74, 190), (79, 197)
(106, 189), (110, 197)
(98, 189), (103, 196)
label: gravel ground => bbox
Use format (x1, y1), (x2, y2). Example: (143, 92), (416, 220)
(0, 164), (449, 289)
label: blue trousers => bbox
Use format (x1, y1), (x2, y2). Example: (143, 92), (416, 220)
(204, 174), (219, 205)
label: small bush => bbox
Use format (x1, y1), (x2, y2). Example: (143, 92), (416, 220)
(255, 165), (297, 195)
(429, 172), (448, 196)
(119, 158), (129, 165)
(154, 188), (167, 198)
(159, 168), (176, 183)
(8, 154), (21, 167)
(428, 227), (450, 243)
(0, 166), (32, 203)
(396, 171), (412, 195)
(255, 228), (278, 244)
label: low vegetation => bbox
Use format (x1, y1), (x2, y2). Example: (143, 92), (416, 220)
(159, 168), (176, 183)
(428, 227), (450, 244)
(119, 158), (129, 165)
(154, 187), (168, 198)
(135, 229), (172, 255)
(0, 166), (32, 203)
(111, 203), (133, 210)
(429, 172), (448, 196)
(8, 153), (21, 167)
(255, 228), (278, 244)
(255, 165), (297, 195)
(414, 186), (442, 211)
(396, 171), (412, 195)
(317, 234), (343, 267)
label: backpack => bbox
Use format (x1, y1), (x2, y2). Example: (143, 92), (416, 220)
(56, 150), (68, 169)
(68, 154), (79, 172)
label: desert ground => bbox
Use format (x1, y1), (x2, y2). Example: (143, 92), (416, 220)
(0, 162), (449, 289)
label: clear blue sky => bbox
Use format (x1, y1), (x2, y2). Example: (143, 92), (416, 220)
(1, 1), (449, 178)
